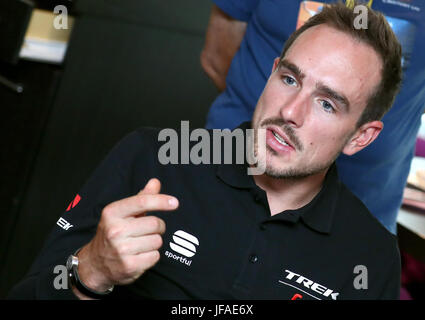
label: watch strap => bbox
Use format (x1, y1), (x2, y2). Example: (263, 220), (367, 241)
(68, 248), (114, 299)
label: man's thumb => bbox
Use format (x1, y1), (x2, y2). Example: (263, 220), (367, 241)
(138, 178), (161, 195)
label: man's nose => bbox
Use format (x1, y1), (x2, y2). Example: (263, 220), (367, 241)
(279, 93), (308, 127)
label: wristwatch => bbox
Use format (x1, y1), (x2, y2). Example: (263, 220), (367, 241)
(66, 248), (114, 299)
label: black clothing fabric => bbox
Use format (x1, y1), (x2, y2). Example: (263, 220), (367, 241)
(8, 124), (401, 300)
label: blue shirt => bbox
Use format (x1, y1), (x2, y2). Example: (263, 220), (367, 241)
(206, 0), (425, 233)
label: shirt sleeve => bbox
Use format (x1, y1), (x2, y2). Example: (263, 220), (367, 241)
(7, 131), (145, 299)
(213, 0), (261, 22)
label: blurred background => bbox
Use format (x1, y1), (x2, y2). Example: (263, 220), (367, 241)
(0, 0), (218, 297)
(0, 0), (423, 300)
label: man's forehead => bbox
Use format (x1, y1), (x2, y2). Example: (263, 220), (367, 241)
(284, 23), (382, 73)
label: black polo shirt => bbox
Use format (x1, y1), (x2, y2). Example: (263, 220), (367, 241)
(9, 124), (401, 300)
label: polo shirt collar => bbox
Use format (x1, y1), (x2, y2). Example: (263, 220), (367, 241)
(215, 121), (257, 189)
(298, 163), (341, 234)
(215, 122), (341, 235)
(216, 162), (256, 189)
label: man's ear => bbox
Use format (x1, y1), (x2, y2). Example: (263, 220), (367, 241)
(272, 57), (281, 73)
(342, 121), (383, 156)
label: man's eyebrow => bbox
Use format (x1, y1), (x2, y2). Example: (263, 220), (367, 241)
(279, 59), (305, 80)
(279, 59), (350, 111)
(316, 82), (350, 112)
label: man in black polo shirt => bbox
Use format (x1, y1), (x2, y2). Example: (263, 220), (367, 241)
(9, 3), (403, 300)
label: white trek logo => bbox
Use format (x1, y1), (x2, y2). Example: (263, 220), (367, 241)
(279, 269), (340, 300)
(165, 230), (199, 266)
(56, 217), (73, 230)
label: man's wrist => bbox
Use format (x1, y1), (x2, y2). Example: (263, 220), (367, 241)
(67, 247), (114, 299)
(76, 245), (114, 292)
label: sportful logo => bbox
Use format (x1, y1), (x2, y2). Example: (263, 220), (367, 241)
(164, 230), (199, 266)
(170, 230), (199, 257)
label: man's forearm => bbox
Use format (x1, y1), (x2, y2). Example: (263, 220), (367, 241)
(200, 4), (247, 91)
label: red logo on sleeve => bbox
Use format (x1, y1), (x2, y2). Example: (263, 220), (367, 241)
(66, 194), (81, 212)
(291, 293), (303, 300)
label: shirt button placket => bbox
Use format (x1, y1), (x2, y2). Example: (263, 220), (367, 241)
(249, 254), (258, 263)
(232, 227), (268, 298)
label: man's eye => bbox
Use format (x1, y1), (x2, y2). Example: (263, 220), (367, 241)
(320, 100), (335, 113)
(282, 75), (297, 87)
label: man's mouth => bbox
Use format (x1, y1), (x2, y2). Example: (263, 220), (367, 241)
(265, 127), (296, 153)
(270, 126), (295, 148)
(272, 130), (290, 147)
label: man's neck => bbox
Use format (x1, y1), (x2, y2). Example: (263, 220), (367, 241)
(253, 169), (329, 216)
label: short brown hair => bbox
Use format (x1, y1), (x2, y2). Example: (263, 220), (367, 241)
(279, 1), (402, 127)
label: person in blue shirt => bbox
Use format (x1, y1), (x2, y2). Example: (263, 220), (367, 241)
(201, 0), (425, 234)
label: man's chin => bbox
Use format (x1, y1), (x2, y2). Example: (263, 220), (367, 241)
(264, 167), (307, 180)
(264, 163), (329, 180)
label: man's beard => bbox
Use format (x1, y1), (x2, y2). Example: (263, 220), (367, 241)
(253, 117), (353, 180)
(262, 145), (341, 180)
